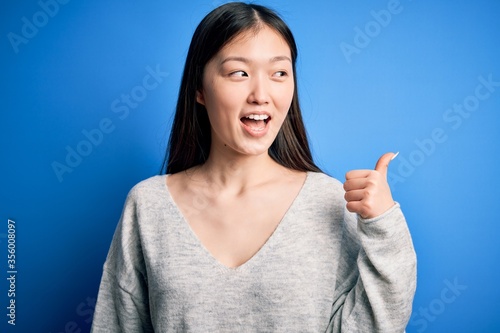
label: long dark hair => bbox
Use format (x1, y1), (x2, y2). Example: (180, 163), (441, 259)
(161, 2), (321, 174)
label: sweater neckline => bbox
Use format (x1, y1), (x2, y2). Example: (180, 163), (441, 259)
(161, 171), (312, 273)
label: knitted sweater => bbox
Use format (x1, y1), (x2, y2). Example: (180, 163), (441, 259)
(91, 172), (416, 332)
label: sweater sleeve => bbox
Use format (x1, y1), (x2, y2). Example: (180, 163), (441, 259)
(91, 188), (154, 333)
(326, 203), (417, 333)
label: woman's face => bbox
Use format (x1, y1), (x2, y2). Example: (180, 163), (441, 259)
(196, 25), (294, 158)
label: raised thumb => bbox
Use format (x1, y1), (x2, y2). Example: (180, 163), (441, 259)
(374, 152), (399, 177)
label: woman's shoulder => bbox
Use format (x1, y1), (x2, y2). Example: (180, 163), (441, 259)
(301, 171), (345, 205)
(125, 174), (169, 202)
(119, 175), (177, 226)
(305, 171), (344, 192)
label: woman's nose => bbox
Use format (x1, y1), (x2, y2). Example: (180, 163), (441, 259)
(247, 74), (270, 105)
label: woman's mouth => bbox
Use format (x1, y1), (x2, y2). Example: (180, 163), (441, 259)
(240, 114), (271, 137)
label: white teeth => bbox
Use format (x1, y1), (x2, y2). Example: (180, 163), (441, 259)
(245, 114), (269, 120)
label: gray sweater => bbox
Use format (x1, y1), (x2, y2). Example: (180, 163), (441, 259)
(91, 172), (416, 332)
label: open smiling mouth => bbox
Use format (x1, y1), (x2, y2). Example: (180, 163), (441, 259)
(240, 114), (271, 133)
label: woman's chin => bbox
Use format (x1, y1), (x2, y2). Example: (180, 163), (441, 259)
(230, 142), (273, 158)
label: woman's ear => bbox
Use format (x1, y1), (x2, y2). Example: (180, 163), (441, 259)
(196, 90), (205, 106)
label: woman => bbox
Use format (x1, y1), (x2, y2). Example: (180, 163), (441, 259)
(91, 2), (416, 332)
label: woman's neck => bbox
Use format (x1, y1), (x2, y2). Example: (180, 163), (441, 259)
(193, 148), (286, 193)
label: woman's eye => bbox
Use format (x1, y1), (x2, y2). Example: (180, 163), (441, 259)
(229, 70), (248, 77)
(273, 71), (288, 77)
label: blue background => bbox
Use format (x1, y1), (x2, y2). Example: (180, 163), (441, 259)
(1, 0), (499, 332)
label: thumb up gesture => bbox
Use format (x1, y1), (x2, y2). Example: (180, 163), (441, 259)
(343, 152), (398, 219)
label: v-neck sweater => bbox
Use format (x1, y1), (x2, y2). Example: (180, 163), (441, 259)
(91, 172), (416, 333)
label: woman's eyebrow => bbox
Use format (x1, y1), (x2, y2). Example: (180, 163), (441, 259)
(269, 55), (292, 63)
(220, 55), (292, 65)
